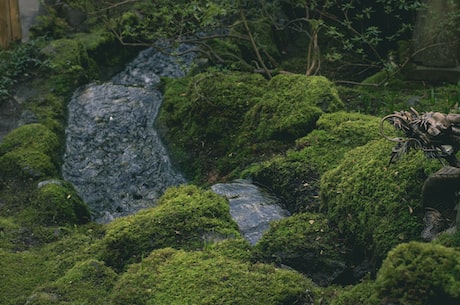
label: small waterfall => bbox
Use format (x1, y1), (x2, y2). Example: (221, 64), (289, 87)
(62, 47), (192, 222)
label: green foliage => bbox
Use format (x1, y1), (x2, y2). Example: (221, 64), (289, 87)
(97, 184), (240, 270)
(110, 247), (318, 305)
(31, 181), (90, 226)
(320, 139), (442, 262)
(30, 6), (70, 39)
(0, 124), (60, 180)
(0, 38), (50, 102)
(375, 241), (460, 305)
(253, 212), (346, 286)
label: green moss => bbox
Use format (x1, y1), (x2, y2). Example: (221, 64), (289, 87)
(41, 38), (96, 95)
(98, 184), (240, 270)
(242, 111), (389, 212)
(23, 94), (66, 138)
(31, 181), (90, 226)
(110, 247), (319, 305)
(375, 241), (460, 305)
(243, 74), (342, 142)
(157, 72), (269, 182)
(330, 280), (379, 305)
(253, 212), (346, 286)
(27, 259), (117, 305)
(0, 225), (103, 305)
(320, 139), (442, 262)
(0, 124), (60, 180)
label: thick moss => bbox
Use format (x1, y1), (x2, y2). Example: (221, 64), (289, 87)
(98, 184), (240, 270)
(0, 124), (60, 180)
(253, 212), (346, 286)
(31, 181), (90, 226)
(243, 74), (342, 143)
(243, 111), (389, 212)
(320, 139), (442, 262)
(110, 247), (319, 305)
(27, 259), (117, 305)
(157, 72), (269, 182)
(374, 241), (460, 305)
(41, 38), (97, 96)
(330, 280), (379, 305)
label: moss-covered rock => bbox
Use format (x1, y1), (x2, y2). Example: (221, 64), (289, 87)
(320, 139), (442, 263)
(110, 247), (320, 305)
(374, 241), (460, 305)
(26, 259), (117, 305)
(157, 72), (268, 182)
(243, 111), (389, 212)
(330, 280), (379, 305)
(97, 184), (240, 270)
(30, 180), (90, 226)
(253, 212), (346, 286)
(0, 124), (60, 180)
(41, 38), (97, 96)
(243, 75), (342, 143)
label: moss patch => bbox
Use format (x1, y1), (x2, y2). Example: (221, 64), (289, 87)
(110, 247), (319, 305)
(242, 111), (389, 212)
(97, 184), (240, 270)
(30, 181), (90, 226)
(375, 241), (460, 305)
(253, 212), (346, 286)
(0, 124), (60, 180)
(320, 139), (442, 262)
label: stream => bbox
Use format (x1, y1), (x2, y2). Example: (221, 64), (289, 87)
(62, 47), (288, 243)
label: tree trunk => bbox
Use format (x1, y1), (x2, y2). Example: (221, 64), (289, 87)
(0, 0), (22, 49)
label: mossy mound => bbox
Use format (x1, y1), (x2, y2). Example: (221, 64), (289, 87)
(253, 212), (347, 286)
(30, 180), (90, 226)
(243, 75), (342, 143)
(110, 247), (319, 305)
(0, 124), (60, 180)
(330, 280), (379, 305)
(98, 184), (240, 270)
(320, 139), (442, 263)
(26, 259), (117, 305)
(243, 111), (389, 212)
(374, 241), (460, 305)
(157, 72), (268, 182)
(41, 38), (97, 96)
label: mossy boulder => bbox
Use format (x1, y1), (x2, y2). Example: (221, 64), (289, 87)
(243, 111), (389, 212)
(26, 259), (117, 305)
(157, 72), (268, 182)
(374, 241), (460, 305)
(41, 38), (97, 95)
(0, 124), (60, 180)
(330, 280), (379, 305)
(320, 139), (442, 263)
(253, 212), (347, 286)
(243, 75), (343, 143)
(30, 180), (90, 226)
(110, 247), (320, 305)
(98, 184), (240, 270)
